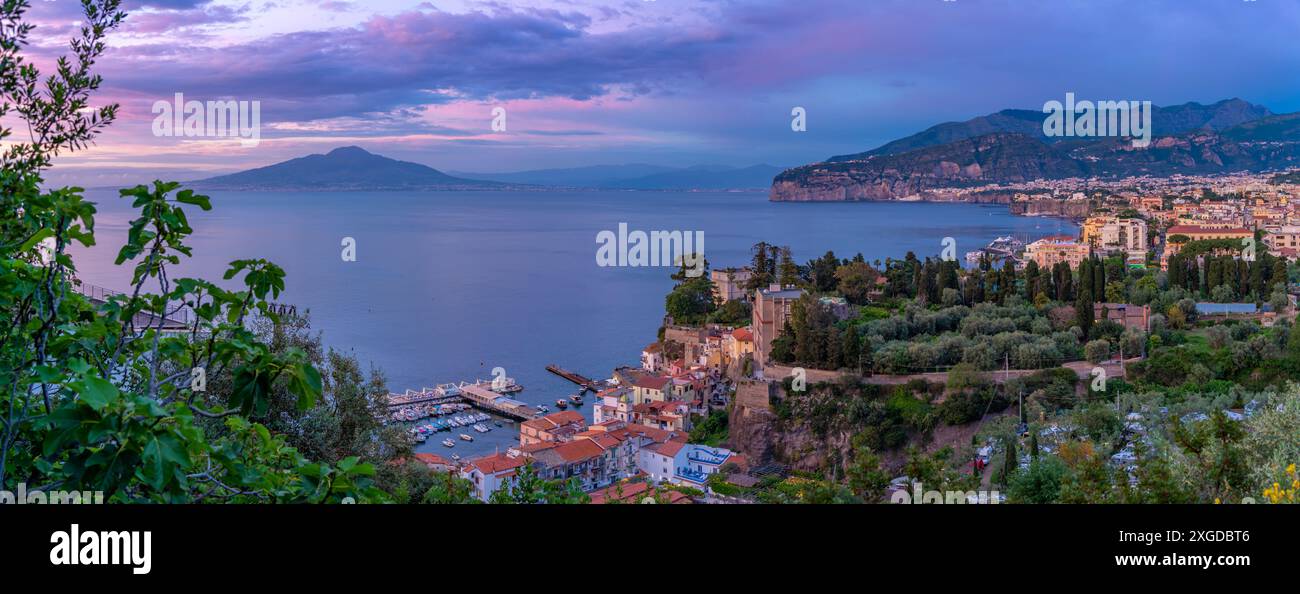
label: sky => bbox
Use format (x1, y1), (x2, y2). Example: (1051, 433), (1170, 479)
(12, 0), (1300, 186)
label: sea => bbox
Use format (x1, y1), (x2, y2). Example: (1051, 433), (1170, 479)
(71, 189), (1077, 457)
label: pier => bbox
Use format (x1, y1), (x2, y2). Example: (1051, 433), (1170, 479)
(457, 382), (539, 421)
(75, 282), (192, 332)
(546, 364), (604, 392)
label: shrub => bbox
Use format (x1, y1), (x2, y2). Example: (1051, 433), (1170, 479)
(1085, 339), (1111, 364)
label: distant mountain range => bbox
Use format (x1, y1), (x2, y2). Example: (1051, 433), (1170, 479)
(191, 146), (782, 191)
(192, 146), (507, 191)
(450, 163), (785, 190)
(772, 98), (1300, 201)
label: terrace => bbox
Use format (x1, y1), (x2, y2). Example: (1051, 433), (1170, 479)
(687, 447), (731, 466)
(676, 467), (709, 485)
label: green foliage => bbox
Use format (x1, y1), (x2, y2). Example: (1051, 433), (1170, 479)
(708, 298), (750, 326)
(0, 2), (384, 503)
(664, 275), (716, 326)
(846, 443), (889, 501)
(1007, 456), (1066, 503)
(421, 472), (480, 504)
(488, 464), (591, 504)
(689, 409), (729, 446)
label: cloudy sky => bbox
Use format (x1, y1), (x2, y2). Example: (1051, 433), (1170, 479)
(17, 0), (1300, 186)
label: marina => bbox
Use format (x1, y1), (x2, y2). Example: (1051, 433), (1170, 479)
(387, 366), (606, 458)
(387, 375), (540, 423)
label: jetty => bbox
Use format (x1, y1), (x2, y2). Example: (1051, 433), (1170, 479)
(75, 281), (192, 332)
(546, 364), (605, 392)
(457, 382), (539, 421)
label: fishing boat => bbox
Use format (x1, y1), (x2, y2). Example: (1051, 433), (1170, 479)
(554, 399), (568, 409)
(451, 454), (461, 462)
(536, 405), (549, 413)
(442, 438), (455, 448)
(493, 420), (503, 428)
(568, 393), (583, 404)
(459, 433), (474, 442)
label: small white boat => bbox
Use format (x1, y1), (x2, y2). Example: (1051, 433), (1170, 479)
(451, 454), (461, 461)
(442, 438), (455, 448)
(459, 433), (474, 442)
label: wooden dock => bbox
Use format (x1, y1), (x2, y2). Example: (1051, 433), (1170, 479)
(458, 382), (540, 421)
(546, 364), (604, 392)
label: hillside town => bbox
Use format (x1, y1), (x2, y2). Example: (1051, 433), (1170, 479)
(399, 171), (1300, 504)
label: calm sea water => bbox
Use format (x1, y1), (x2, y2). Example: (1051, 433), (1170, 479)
(72, 190), (1076, 456)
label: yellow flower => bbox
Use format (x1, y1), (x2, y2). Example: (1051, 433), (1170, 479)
(1288, 463), (1296, 476)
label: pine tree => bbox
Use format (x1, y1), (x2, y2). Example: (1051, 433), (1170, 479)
(777, 245), (800, 287)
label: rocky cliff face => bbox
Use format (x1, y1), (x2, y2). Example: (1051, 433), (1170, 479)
(728, 383), (853, 473)
(727, 380), (866, 473)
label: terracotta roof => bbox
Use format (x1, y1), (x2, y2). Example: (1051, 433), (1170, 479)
(731, 328), (753, 341)
(650, 440), (685, 457)
(520, 410), (585, 432)
(582, 433), (623, 449)
(633, 375), (671, 390)
(413, 453), (451, 467)
(623, 423), (683, 445)
(466, 452), (527, 475)
(550, 439), (606, 463)
(643, 342), (662, 353)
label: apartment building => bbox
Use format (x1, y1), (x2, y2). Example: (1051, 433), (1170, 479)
(1023, 235), (1090, 269)
(1081, 216), (1148, 261)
